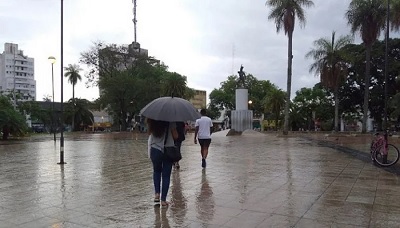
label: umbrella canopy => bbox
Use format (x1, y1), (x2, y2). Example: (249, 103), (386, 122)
(140, 97), (201, 122)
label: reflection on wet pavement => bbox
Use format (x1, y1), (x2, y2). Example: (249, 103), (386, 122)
(0, 131), (400, 227)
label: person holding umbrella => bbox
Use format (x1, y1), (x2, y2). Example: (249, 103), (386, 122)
(140, 96), (201, 205)
(147, 118), (178, 207)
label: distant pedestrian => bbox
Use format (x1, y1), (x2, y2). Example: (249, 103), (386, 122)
(147, 118), (178, 207)
(174, 122), (186, 169)
(194, 109), (213, 168)
(185, 122), (190, 135)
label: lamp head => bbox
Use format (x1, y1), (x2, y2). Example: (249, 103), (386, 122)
(48, 56), (56, 64)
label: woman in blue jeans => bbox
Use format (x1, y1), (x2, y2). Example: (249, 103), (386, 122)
(147, 119), (177, 207)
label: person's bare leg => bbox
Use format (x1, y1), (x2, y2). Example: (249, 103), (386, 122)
(203, 147), (209, 159)
(200, 146), (205, 158)
(201, 145), (206, 167)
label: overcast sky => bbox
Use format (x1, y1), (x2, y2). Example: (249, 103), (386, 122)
(1, 0), (396, 103)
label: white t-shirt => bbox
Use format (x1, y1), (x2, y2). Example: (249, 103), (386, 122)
(195, 116), (213, 139)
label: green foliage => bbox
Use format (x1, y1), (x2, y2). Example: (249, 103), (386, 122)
(206, 105), (221, 120)
(346, 0), (386, 46)
(291, 84), (334, 131)
(306, 31), (353, 131)
(80, 42), (195, 131)
(340, 39), (400, 129)
(0, 96), (28, 139)
(266, 0), (314, 34)
(392, 0), (400, 31)
(64, 98), (93, 130)
(64, 64), (83, 87)
(18, 101), (52, 127)
(209, 75), (237, 111)
(346, 0), (387, 132)
(247, 75), (277, 117)
(263, 88), (286, 130)
(209, 74), (278, 118)
(161, 72), (187, 98)
(390, 92), (400, 120)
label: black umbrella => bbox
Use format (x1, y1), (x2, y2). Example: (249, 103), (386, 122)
(140, 97), (201, 122)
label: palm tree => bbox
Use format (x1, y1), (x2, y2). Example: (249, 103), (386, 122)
(264, 88), (286, 131)
(306, 32), (353, 132)
(161, 72), (187, 98)
(64, 64), (82, 131)
(266, 0), (314, 135)
(67, 98), (93, 131)
(391, 0), (400, 31)
(346, 0), (386, 133)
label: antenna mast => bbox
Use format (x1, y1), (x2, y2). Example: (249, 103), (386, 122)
(132, 0), (137, 42)
(232, 43), (235, 75)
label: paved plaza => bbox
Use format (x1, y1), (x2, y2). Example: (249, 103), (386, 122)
(1, 131), (400, 227)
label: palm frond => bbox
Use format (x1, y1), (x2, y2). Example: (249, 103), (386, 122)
(391, 0), (400, 31)
(266, 0), (314, 34)
(346, 0), (386, 45)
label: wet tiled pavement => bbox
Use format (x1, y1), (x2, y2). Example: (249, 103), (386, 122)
(1, 131), (400, 227)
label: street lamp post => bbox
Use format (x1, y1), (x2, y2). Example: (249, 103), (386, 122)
(48, 56), (56, 143)
(384, 0), (390, 130)
(58, 0), (66, 165)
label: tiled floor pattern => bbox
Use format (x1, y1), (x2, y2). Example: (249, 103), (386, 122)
(0, 131), (399, 227)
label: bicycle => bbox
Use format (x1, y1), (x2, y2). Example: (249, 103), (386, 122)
(370, 130), (400, 167)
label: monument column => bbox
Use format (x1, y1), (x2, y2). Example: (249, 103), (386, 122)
(231, 65), (253, 133)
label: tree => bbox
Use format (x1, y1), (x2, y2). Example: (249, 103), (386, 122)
(81, 42), (163, 131)
(339, 39), (400, 130)
(206, 104), (221, 120)
(292, 85), (334, 131)
(64, 64), (82, 102)
(161, 72), (195, 100)
(0, 95), (28, 140)
(161, 72), (186, 97)
(263, 88), (286, 130)
(209, 76), (237, 111)
(346, 0), (387, 133)
(64, 98), (93, 131)
(391, 0), (400, 31)
(390, 92), (400, 123)
(306, 31), (353, 131)
(248, 76), (277, 117)
(18, 100), (54, 133)
(209, 74), (278, 116)
(266, 0), (314, 135)
(80, 42), (197, 131)
(64, 64), (82, 131)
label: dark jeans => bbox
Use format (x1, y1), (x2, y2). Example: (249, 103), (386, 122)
(150, 147), (173, 201)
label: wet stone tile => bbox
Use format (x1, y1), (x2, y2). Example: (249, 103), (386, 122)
(295, 218), (332, 228)
(1, 132), (400, 227)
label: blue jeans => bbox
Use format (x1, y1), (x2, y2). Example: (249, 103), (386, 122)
(150, 147), (173, 201)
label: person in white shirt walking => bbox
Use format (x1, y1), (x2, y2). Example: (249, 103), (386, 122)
(194, 109), (213, 168)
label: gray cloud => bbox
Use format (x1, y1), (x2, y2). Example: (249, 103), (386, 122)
(2, 0), (399, 103)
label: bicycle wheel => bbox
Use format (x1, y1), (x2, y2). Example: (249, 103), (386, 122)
(374, 144), (400, 167)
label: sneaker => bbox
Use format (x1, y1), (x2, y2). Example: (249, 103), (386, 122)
(202, 158), (206, 168)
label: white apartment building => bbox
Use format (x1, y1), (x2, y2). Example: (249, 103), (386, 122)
(0, 43), (36, 101)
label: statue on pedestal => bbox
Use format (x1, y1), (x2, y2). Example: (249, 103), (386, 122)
(237, 65), (246, 88)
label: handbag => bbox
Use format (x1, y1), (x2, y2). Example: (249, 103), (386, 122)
(164, 124), (182, 162)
